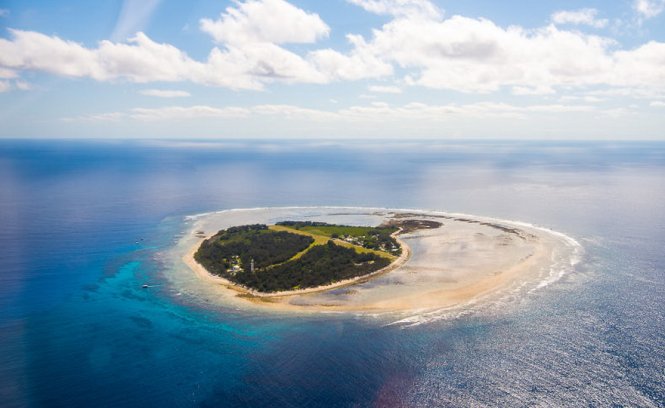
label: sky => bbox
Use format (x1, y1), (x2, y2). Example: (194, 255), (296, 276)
(0, 0), (664, 139)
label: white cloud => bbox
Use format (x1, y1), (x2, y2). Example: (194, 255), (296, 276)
(0, 30), (198, 82)
(0, 29), (326, 90)
(252, 104), (337, 120)
(2, 1), (665, 98)
(511, 86), (555, 96)
(633, 0), (665, 19)
(348, 15), (616, 92)
(15, 80), (31, 90)
(0, 30), (100, 78)
(67, 104), (338, 122)
(611, 41), (665, 88)
(559, 95), (605, 103)
(551, 9), (608, 28)
(139, 89), (190, 98)
(338, 101), (596, 121)
(368, 84), (402, 93)
(332, 9), (665, 94)
(587, 87), (665, 100)
(67, 101), (601, 124)
(200, 0), (329, 44)
(130, 105), (250, 120)
(0, 1), (333, 89)
(0, 9), (9, 18)
(0, 67), (17, 78)
(61, 112), (126, 122)
(309, 38), (393, 81)
(347, 0), (442, 19)
(0, 78), (31, 92)
(111, 0), (162, 41)
(213, 42), (326, 84)
(650, 100), (665, 107)
(198, 0), (333, 84)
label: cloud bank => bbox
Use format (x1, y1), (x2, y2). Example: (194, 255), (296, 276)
(0, 0), (664, 98)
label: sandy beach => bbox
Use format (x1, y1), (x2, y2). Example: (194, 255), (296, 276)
(176, 208), (580, 314)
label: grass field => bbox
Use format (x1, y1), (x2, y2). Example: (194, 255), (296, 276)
(268, 224), (397, 262)
(298, 225), (376, 238)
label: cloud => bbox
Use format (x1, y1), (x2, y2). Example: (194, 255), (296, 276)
(139, 89), (190, 97)
(61, 112), (126, 122)
(331, 9), (665, 93)
(0, 9), (9, 18)
(0, 77), (31, 92)
(650, 100), (665, 107)
(212, 42), (326, 84)
(0, 67), (17, 78)
(66, 101), (601, 124)
(65, 104), (337, 122)
(368, 84), (402, 93)
(551, 9), (608, 28)
(2, 0), (665, 97)
(0, 29), (325, 89)
(197, 0), (332, 85)
(111, 0), (162, 41)
(0, 30), (198, 81)
(130, 105), (250, 120)
(251, 104), (337, 120)
(338, 101), (597, 121)
(559, 95), (605, 103)
(0, 1), (333, 89)
(633, 0), (665, 19)
(344, 15), (617, 92)
(14, 80), (30, 90)
(347, 0), (442, 19)
(309, 37), (393, 81)
(611, 41), (665, 88)
(586, 87), (665, 100)
(511, 86), (555, 96)
(200, 0), (329, 44)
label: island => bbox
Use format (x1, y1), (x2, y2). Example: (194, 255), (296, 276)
(179, 207), (581, 313)
(193, 221), (435, 294)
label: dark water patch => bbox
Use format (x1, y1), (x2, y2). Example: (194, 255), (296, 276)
(129, 316), (152, 329)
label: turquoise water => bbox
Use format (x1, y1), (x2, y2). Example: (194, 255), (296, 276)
(1, 140), (664, 406)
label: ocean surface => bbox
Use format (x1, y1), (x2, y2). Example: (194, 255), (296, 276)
(1, 139), (664, 407)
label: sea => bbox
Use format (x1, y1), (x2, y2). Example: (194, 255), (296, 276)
(0, 139), (663, 407)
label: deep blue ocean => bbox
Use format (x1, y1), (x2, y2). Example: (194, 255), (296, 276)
(1, 139), (664, 407)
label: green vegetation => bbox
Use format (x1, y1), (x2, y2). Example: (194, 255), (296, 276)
(234, 241), (391, 293)
(194, 221), (399, 293)
(194, 224), (314, 276)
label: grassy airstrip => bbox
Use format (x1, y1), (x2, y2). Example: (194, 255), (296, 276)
(269, 224), (398, 262)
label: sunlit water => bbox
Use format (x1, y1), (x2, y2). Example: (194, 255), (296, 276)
(1, 140), (663, 406)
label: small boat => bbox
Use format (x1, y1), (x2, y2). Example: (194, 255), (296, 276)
(142, 284), (149, 289)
